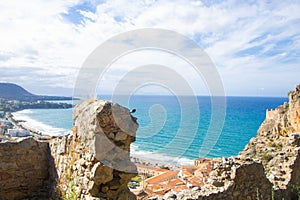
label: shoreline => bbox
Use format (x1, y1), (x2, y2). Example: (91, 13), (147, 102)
(9, 110), (187, 168)
(9, 109), (192, 170)
(7, 113), (48, 138)
(11, 109), (72, 137)
(131, 156), (181, 171)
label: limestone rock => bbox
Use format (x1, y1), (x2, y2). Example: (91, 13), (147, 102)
(239, 84), (300, 199)
(50, 99), (138, 200)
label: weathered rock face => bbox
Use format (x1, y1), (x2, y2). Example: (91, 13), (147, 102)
(261, 84), (300, 138)
(179, 157), (272, 200)
(240, 84), (300, 199)
(0, 137), (50, 200)
(50, 99), (138, 199)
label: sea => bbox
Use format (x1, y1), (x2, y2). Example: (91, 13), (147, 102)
(12, 96), (287, 165)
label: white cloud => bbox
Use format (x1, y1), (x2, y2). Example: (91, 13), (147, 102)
(0, 0), (299, 96)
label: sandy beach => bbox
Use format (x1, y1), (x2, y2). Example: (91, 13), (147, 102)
(10, 112), (182, 169)
(131, 156), (180, 171)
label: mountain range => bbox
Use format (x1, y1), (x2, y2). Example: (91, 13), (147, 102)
(0, 83), (72, 101)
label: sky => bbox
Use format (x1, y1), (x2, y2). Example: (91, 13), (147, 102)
(0, 0), (299, 97)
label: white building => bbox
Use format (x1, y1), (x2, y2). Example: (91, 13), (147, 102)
(7, 129), (30, 137)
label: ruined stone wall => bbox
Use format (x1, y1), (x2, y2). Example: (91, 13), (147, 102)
(0, 138), (50, 200)
(184, 158), (272, 200)
(259, 84), (300, 138)
(50, 99), (138, 200)
(289, 86), (300, 132)
(266, 109), (279, 120)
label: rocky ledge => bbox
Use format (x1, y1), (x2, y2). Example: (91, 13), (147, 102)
(240, 84), (300, 199)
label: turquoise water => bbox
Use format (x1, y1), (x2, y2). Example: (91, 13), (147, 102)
(13, 96), (287, 165)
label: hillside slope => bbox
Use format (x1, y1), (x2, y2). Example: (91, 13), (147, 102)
(0, 82), (72, 101)
(0, 83), (34, 99)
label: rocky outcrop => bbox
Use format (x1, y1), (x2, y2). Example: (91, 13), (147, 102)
(0, 99), (138, 200)
(0, 137), (51, 200)
(50, 99), (138, 199)
(169, 157), (272, 200)
(261, 85), (300, 138)
(240, 84), (300, 199)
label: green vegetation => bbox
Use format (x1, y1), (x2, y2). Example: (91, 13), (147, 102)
(131, 176), (142, 183)
(0, 98), (72, 112)
(63, 182), (78, 200)
(267, 141), (283, 150)
(261, 152), (272, 163)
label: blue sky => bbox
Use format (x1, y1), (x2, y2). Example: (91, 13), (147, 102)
(0, 0), (299, 97)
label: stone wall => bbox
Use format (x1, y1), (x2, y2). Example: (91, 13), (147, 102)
(50, 99), (138, 200)
(175, 157), (272, 200)
(0, 137), (51, 200)
(259, 84), (300, 138)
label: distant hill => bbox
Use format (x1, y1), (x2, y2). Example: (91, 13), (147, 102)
(0, 83), (72, 101)
(0, 83), (34, 99)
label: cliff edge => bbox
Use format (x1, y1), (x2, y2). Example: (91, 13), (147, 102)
(240, 84), (300, 199)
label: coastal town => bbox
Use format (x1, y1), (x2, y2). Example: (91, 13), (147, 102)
(0, 111), (46, 139)
(0, 97), (72, 112)
(130, 157), (222, 199)
(0, 101), (71, 138)
(0, 83), (73, 139)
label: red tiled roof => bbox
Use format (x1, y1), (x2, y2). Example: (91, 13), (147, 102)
(172, 185), (189, 193)
(145, 171), (178, 184)
(168, 178), (185, 187)
(187, 176), (204, 186)
(182, 170), (193, 177)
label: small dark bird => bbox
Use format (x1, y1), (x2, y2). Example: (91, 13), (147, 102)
(130, 109), (136, 113)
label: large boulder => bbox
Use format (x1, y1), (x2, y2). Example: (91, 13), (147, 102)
(50, 99), (138, 200)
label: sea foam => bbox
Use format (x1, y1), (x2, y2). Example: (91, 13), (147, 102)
(12, 110), (71, 136)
